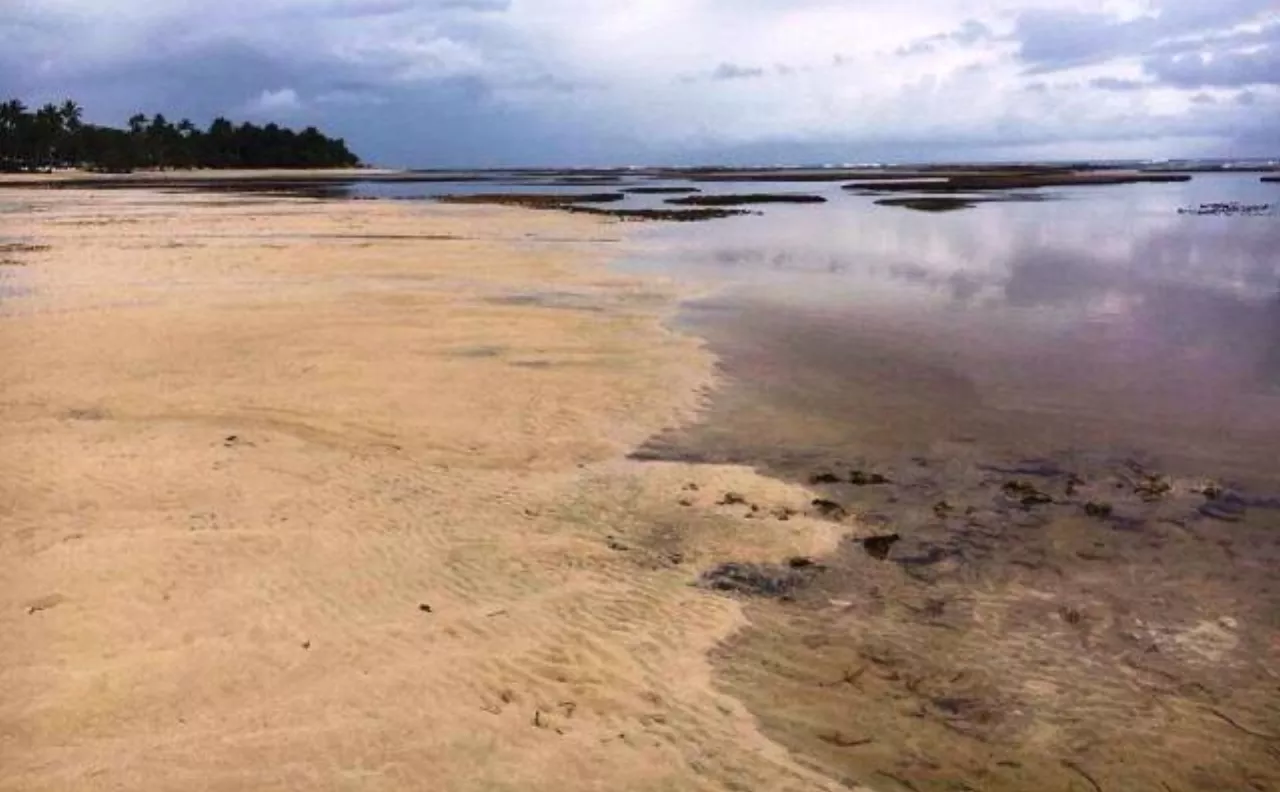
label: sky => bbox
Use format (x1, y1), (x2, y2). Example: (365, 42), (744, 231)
(1, 0), (1277, 166)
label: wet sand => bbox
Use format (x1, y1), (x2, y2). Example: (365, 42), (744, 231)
(636, 295), (1280, 791)
(0, 189), (854, 792)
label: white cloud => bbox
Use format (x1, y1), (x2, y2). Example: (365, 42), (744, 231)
(245, 87), (302, 115)
(1, 0), (1276, 164)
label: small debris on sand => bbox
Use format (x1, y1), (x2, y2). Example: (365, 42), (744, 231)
(24, 594), (65, 615)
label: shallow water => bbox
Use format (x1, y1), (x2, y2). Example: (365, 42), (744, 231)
(625, 174), (1280, 486)
(617, 174), (1280, 792)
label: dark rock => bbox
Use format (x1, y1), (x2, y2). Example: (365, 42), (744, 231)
(418, 603), (433, 613)
(773, 506), (798, 521)
(569, 206), (749, 222)
(1002, 480), (1053, 507)
(788, 556), (818, 569)
(698, 562), (814, 598)
(439, 191), (626, 208)
(863, 534), (901, 560)
(623, 186), (702, 195)
(667, 193), (828, 207)
(849, 470), (890, 486)
(1083, 501), (1114, 518)
(811, 499), (848, 520)
(816, 731), (873, 748)
(718, 492), (748, 506)
(875, 197), (977, 212)
(809, 472), (842, 485)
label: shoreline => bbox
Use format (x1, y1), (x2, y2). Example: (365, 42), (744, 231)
(0, 168), (478, 191)
(0, 187), (851, 791)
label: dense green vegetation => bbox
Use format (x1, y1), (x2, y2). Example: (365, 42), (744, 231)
(0, 98), (360, 172)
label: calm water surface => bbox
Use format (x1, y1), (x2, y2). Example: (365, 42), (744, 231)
(624, 175), (1280, 485)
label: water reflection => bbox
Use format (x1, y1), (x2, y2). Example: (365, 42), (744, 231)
(622, 175), (1280, 482)
(629, 175), (1280, 391)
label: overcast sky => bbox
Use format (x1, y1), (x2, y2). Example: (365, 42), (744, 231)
(2, 0), (1277, 166)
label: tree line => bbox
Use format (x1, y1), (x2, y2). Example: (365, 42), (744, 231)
(0, 99), (361, 172)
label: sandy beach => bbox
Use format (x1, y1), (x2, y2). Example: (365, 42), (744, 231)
(0, 188), (849, 791)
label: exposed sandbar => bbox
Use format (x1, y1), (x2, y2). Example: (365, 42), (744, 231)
(0, 188), (844, 791)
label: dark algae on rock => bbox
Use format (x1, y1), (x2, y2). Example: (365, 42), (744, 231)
(692, 452), (1280, 791)
(874, 197), (978, 212)
(666, 193), (828, 207)
(437, 192), (626, 207)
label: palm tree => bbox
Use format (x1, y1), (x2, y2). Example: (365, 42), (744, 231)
(59, 100), (83, 131)
(0, 99), (30, 169)
(126, 114), (151, 166)
(0, 99), (26, 128)
(173, 119), (198, 168)
(32, 103), (64, 170)
(146, 113), (174, 167)
(55, 99), (84, 166)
